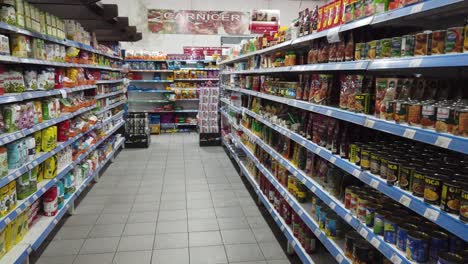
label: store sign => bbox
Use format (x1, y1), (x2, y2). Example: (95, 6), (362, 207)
(250, 9), (280, 34)
(148, 9), (250, 35)
(183, 47), (223, 57)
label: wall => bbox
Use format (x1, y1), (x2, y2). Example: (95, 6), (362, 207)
(102, 0), (325, 53)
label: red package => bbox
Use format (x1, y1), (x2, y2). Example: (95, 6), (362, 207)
(43, 186), (58, 216)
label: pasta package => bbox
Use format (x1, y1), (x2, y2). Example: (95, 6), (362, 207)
(41, 125), (57, 152)
(43, 155), (57, 179)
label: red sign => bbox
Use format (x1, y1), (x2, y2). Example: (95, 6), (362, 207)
(183, 47), (223, 57)
(148, 9), (250, 35)
(249, 9), (280, 34)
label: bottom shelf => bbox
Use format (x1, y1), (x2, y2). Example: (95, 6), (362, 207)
(223, 136), (335, 264)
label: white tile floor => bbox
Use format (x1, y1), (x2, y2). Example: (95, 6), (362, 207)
(35, 133), (292, 264)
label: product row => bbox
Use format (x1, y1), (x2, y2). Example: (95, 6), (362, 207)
(0, 94), (95, 133)
(0, 133), (120, 260)
(230, 74), (467, 137)
(237, 97), (467, 221)
(174, 70), (219, 79)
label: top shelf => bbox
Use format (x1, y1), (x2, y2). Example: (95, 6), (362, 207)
(220, 0), (466, 65)
(125, 59), (217, 63)
(0, 22), (122, 61)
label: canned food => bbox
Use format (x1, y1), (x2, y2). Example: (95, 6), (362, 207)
(325, 215), (343, 238)
(384, 216), (401, 244)
(396, 223), (418, 251)
(419, 221), (440, 233)
(353, 240), (377, 264)
(319, 207), (329, 230)
(365, 203), (381, 227)
(449, 234), (464, 253)
(387, 157), (402, 186)
(357, 196), (370, 222)
(435, 105), (454, 134)
(360, 147), (371, 170)
(453, 107), (468, 137)
(407, 101), (422, 127)
(406, 231), (430, 263)
(460, 188), (468, 222)
(437, 252), (464, 264)
(399, 163), (416, 191)
(440, 180), (462, 214)
(370, 151), (381, 175)
(424, 173), (448, 205)
(379, 155), (389, 179)
(429, 230), (449, 261)
(394, 100), (408, 123)
(355, 93), (371, 114)
(374, 209), (390, 235)
(350, 190), (363, 215)
(421, 101), (437, 129)
(344, 230), (361, 259)
(411, 168), (431, 197)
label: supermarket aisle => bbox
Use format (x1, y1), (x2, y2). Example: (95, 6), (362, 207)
(36, 133), (291, 264)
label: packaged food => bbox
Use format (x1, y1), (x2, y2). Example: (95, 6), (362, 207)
(327, 2), (335, 29)
(3, 104), (20, 132)
(415, 31), (432, 56)
(41, 126), (57, 152)
(333, 0), (342, 26)
(445, 27), (463, 53)
(401, 35), (415, 57)
(43, 185), (58, 216)
(10, 34), (31, 58)
(453, 107), (468, 137)
(0, 34), (9, 55)
(343, 0), (354, 23)
(24, 70), (37, 91)
(353, 0), (364, 20)
(388, 0), (400, 10)
(407, 101), (422, 127)
(0, 4), (15, 25)
(367, 40), (378, 59)
(406, 231), (430, 263)
(430, 30), (446, 55)
(43, 155), (57, 179)
(435, 104), (454, 133)
(317, 6), (323, 32)
(4, 70), (25, 93)
(380, 38), (391, 58)
(391, 37), (402, 57)
(464, 20), (468, 53)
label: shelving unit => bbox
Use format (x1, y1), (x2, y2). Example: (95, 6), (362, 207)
(219, 1), (468, 263)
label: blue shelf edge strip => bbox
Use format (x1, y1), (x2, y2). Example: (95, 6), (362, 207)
(0, 85), (97, 104)
(234, 106), (467, 242)
(231, 88), (468, 155)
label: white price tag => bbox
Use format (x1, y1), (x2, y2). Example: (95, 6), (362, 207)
(59, 89), (67, 98)
(325, 109), (333, 116)
(390, 254), (402, 264)
(280, 225), (285, 231)
(335, 254), (344, 264)
(273, 216), (279, 222)
(410, 3), (424, 14)
(15, 170), (21, 177)
(314, 229), (321, 237)
(399, 195), (411, 207)
(53, 219), (58, 225)
(298, 210), (304, 216)
(409, 58), (423, 68)
(311, 186), (317, 193)
(359, 228), (369, 238)
(4, 217), (11, 224)
(301, 178), (306, 185)
(352, 169), (361, 178)
(293, 171), (298, 177)
(370, 237), (381, 249)
(326, 26), (341, 43)
(435, 136), (452, 149)
(32, 194), (38, 200)
(315, 148), (321, 155)
(330, 157), (336, 164)
(41, 187), (46, 193)
(309, 105), (315, 111)
(15, 208), (22, 214)
(403, 128), (416, 139)
(345, 214), (353, 223)
(364, 118), (375, 128)
(286, 165), (291, 171)
(329, 201), (336, 210)
(370, 179), (379, 189)
(291, 240), (297, 247)
(423, 208), (440, 222)
(7, 175), (14, 181)
(356, 62), (364, 69)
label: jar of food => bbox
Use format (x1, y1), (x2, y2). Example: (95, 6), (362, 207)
(394, 100), (408, 124)
(453, 106), (468, 137)
(401, 35), (415, 57)
(424, 173), (448, 205)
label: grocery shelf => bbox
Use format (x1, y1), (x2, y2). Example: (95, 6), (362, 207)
(96, 79), (124, 84)
(0, 104), (97, 147)
(129, 109), (198, 113)
(0, 22), (122, 61)
(128, 99), (169, 103)
(0, 85), (97, 104)
(220, 110), (240, 131)
(129, 80), (174, 83)
(177, 68), (219, 71)
(95, 101), (125, 115)
(0, 122), (125, 264)
(173, 78), (219, 81)
(174, 99), (199, 101)
(95, 90), (125, 99)
(0, 55), (120, 71)
(170, 88), (200, 91)
(219, 0), (465, 65)
(220, 98), (242, 113)
(162, 123), (198, 126)
(128, 89), (174, 93)
(238, 105), (468, 242)
(129, 70), (174, 73)
(228, 87), (468, 155)
(235, 137), (350, 264)
(367, 53), (468, 70)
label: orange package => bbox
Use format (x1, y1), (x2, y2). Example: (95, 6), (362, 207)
(317, 6), (323, 31)
(334, 0), (343, 26)
(388, 0), (401, 10)
(328, 2), (336, 29)
(322, 4), (330, 30)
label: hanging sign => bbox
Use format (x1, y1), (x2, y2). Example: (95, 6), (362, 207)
(249, 9), (280, 34)
(148, 9), (250, 35)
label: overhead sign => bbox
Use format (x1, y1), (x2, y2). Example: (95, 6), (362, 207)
(250, 9), (280, 34)
(148, 9), (250, 35)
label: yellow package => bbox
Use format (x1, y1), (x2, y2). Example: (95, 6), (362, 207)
(36, 163), (44, 183)
(8, 181), (16, 213)
(0, 225), (6, 259)
(0, 186), (8, 217)
(41, 126), (57, 152)
(15, 210), (28, 244)
(33, 130), (42, 153)
(5, 221), (16, 252)
(43, 155), (57, 179)
(34, 101), (43, 124)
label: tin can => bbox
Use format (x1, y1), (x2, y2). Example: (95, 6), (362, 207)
(396, 223), (418, 251)
(373, 209), (389, 235)
(411, 168), (430, 197)
(453, 107), (468, 137)
(435, 104), (455, 133)
(429, 230), (449, 261)
(449, 234), (464, 253)
(424, 173), (448, 205)
(353, 240), (376, 264)
(406, 231), (430, 263)
(344, 230), (361, 259)
(437, 252), (464, 264)
(407, 101), (422, 127)
(399, 163), (416, 191)
(360, 146), (371, 170)
(319, 207), (329, 230)
(370, 151), (381, 175)
(350, 190), (363, 216)
(384, 216), (401, 244)
(394, 100), (408, 124)
(401, 35), (415, 57)
(344, 186), (359, 209)
(440, 180), (462, 214)
(421, 101), (437, 129)
(357, 196), (370, 222)
(379, 154), (389, 179)
(355, 93), (371, 114)
(365, 203), (381, 227)
(386, 157), (402, 186)
(325, 215), (339, 238)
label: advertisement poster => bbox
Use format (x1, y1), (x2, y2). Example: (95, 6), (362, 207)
(249, 9), (280, 34)
(148, 9), (250, 35)
(183, 47), (223, 57)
